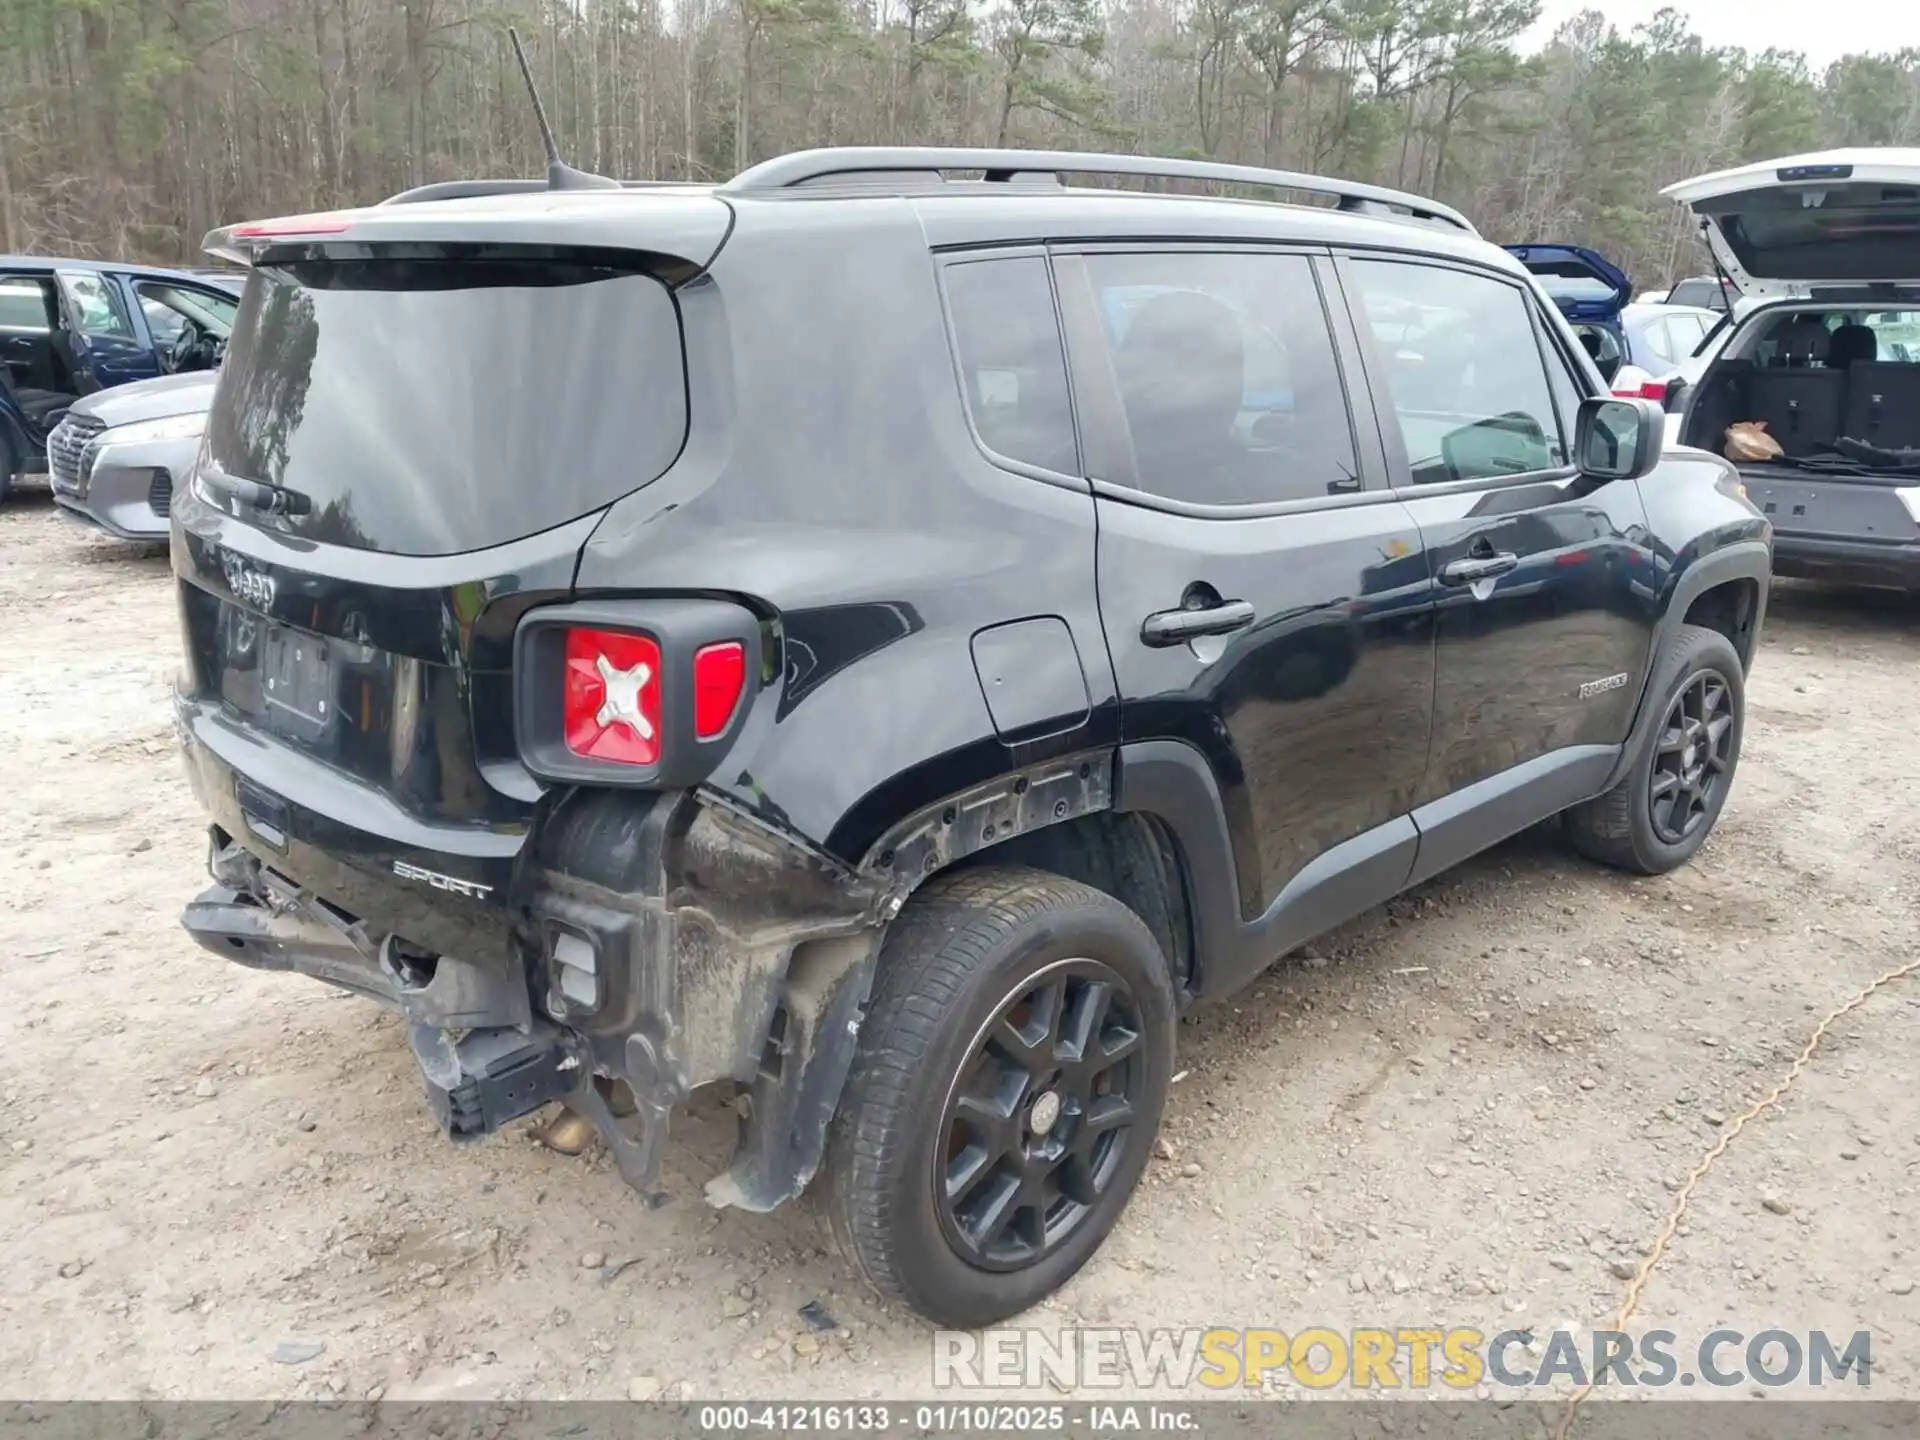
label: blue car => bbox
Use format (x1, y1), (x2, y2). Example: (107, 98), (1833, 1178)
(1502, 243), (1722, 402)
(1503, 243), (1635, 380)
(0, 256), (241, 500)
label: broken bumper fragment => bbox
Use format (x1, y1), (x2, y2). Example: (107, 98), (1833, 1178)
(178, 719), (892, 1206)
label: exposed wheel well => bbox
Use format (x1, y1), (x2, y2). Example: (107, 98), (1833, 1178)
(1682, 579), (1760, 670)
(945, 811), (1195, 994)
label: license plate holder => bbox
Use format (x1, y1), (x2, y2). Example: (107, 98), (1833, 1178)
(263, 625), (335, 742)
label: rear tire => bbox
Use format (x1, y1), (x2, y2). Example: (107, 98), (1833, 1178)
(1564, 623), (1744, 875)
(823, 866), (1175, 1327)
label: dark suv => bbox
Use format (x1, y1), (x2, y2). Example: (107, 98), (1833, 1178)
(173, 148), (1771, 1326)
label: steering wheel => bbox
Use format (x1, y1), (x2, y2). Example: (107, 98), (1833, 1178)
(168, 321), (213, 373)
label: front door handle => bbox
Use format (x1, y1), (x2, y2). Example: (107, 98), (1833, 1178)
(1141, 599), (1257, 647)
(1440, 552), (1519, 586)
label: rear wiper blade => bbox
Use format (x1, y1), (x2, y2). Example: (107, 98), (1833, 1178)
(198, 465), (313, 517)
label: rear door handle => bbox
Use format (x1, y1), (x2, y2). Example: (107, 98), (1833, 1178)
(1440, 552), (1518, 586)
(1141, 599), (1257, 647)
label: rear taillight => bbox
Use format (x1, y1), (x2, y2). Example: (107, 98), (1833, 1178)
(514, 599), (762, 789)
(563, 628), (662, 766)
(1614, 379), (1669, 402)
(692, 642), (746, 739)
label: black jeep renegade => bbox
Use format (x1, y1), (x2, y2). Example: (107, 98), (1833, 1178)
(173, 147), (1771, 1326)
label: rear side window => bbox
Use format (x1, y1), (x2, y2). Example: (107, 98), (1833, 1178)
(205, 255), (687, 556)
(1669, 313), (1708, 354)
(0, 279), (48, 332)
(942, 257), (1078, 476)
(1639, 318), (1676, 365)
(1083, 251), (1357, 506)
(1846, 310), (1920, 362)
(1350, 260), (1569, 484)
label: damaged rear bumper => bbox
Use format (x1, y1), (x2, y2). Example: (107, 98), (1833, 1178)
(178, 710), (892, 1208)
(182, 843), (588, 1162)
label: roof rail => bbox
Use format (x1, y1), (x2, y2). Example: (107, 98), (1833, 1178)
(722, 147), (1476, 233)
(379, 178), (703, 205)
(381, 179), (547, 205)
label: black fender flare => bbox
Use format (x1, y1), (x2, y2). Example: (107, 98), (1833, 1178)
(1601, 536), (1771, 793)
(1109, 739), (1241, 998)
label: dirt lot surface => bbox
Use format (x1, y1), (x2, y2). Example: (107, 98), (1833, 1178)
(3, 492), (1918, 1407)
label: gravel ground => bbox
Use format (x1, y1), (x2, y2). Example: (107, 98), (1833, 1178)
(3, 492), (1918, 1406)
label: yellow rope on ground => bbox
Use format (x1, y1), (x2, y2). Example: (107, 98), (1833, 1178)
(1551, 953), (1920, 1440)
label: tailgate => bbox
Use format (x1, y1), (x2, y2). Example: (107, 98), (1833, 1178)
(170, 505), (597, 956)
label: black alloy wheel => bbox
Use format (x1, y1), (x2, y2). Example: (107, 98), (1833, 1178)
(823, 866), (1176, 1327)
(935, 957), (1146, 1271)
(1648, 668), (1735, 845)
(1562, 622), (1746, 876)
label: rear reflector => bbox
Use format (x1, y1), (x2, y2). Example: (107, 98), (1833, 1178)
(693, 641), (747, 739)
(563, 627), (662, 766)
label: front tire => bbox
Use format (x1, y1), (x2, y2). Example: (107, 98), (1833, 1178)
(823, 866), (1175, 1326)
(1564, 622), (1745, 874)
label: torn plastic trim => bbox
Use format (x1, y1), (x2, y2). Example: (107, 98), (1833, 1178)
(859, 747), (1117, 891)
(519, 788), (894, 1208)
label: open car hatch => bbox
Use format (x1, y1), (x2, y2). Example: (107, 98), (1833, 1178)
(1503, 244), (1631, 323)
(1663, 149), (1920, 299)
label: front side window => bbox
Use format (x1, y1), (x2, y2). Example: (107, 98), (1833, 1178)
(1351, 260), (1569, 484)
(140, 296), (186, 346)
(135, 281), (238, 343)
(942, 256), (1078, 477)
(1540, 321), (1589, 438)
(1082, 250), (1357, 506)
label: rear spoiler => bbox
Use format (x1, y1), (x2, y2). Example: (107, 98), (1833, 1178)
(203, 190), (735, 284)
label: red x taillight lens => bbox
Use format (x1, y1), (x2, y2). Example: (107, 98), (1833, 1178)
(692, 641), (747, 739)
(515, 601), (758, 788)
(563, 628), (662, 766)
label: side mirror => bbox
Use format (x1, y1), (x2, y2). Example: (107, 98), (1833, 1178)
(1575, 396), (1662, 483)
(1662, 377), (1690, 414)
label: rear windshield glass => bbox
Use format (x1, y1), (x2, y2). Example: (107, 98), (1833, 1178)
(204, 255), (687, 556)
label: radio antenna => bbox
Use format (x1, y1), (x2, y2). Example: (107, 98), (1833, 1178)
(507, 26), (619, 191)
